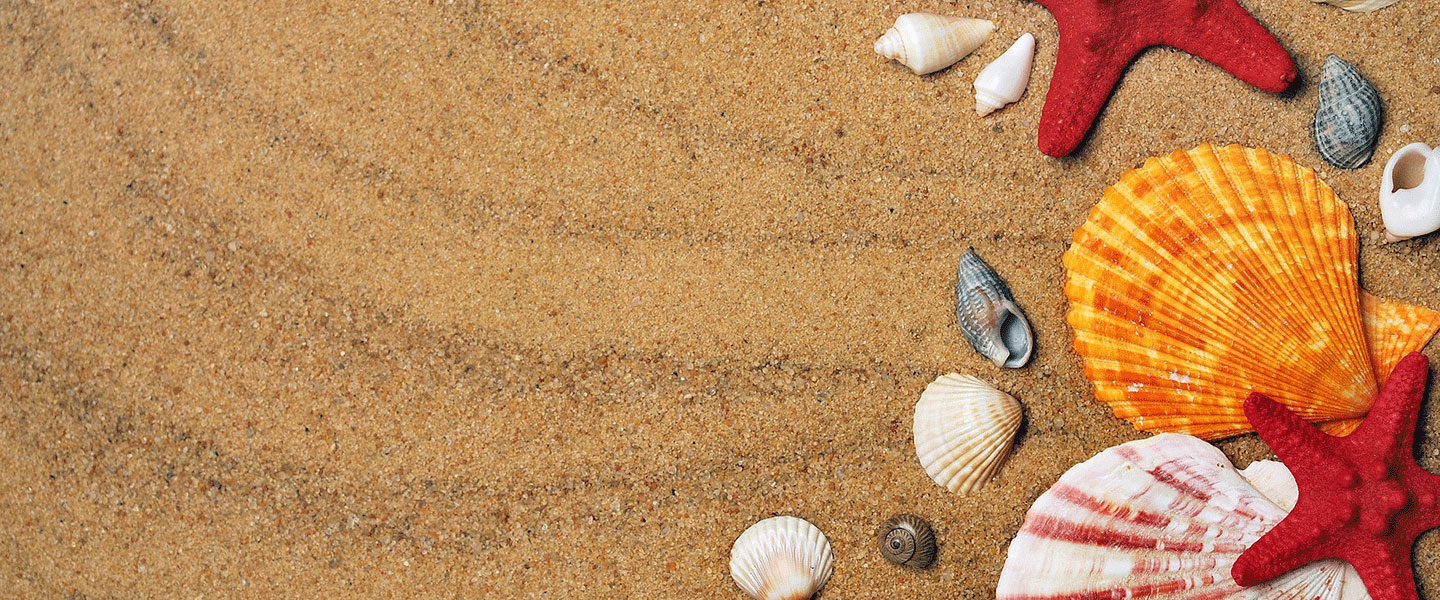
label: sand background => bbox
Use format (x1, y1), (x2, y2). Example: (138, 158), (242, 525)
(2, 0), (1439, 597)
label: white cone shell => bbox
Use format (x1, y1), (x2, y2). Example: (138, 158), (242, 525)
(729, 516), (834, 600)
(997, 434), (1370, 600)
(913, 374), (1022, 494)
(1310, 0), (1400, 12)
(1379, 142), (1440, 242)
(974, 33), (1035, 116)
(874, 13), (993, 75)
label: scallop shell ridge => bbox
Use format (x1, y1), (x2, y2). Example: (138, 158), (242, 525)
(957, 249), (1034, 368)
(996, 434), (1366, 600)
(729, 516), (834, 600)
(1063, 143), (1440, 440)
(913, 373), (1023, 493)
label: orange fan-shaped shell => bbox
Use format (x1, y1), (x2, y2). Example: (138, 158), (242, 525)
(1064, 144), (1440, 440)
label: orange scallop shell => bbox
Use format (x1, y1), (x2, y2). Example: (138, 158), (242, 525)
(1064, 143), (1440, 440)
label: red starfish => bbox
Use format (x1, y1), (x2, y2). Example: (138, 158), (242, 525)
(1033, 0), (1298, 157)
(1232, 352), (1440, 600)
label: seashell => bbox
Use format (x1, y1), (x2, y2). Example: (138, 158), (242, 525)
(996, 434), (1368, 600)
(1314, 55), (1382, 169)
(874, 13), (994, 75)
(1379, 142), (1440, 243)
(913, 373), (1023, 493)
(1064, 143), (1440, 440)
(973, 33), (1035, 116)
(729, 516), (834, 600)
(956, 249), (1034, 368)
(1239, 459), (1300, 511)
(877, 514), (937, 568)
(1310, 0), (1400, 12)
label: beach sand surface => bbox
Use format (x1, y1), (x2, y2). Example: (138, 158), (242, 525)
(2, 0), (1439, 597)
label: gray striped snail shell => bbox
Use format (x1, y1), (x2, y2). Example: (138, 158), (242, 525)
(878, 514), (936, 568)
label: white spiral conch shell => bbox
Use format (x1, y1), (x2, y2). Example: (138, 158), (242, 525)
(1311, 0), (1400, 12)
(913, 373), (1023, 494)
(996, 434), (1371, 600)
(874, 13), (993, 75)
(973, 33), (1035, 116)
(1380, 142), (1440, 243)
(729, 516), (834, 600)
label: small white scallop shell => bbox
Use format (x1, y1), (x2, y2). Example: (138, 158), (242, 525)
(729, 516), (834, 600)
(913, 373), (1023, 494)
(996, 434), (1369, 600)
(874, 13), (993, 75)
(974, 33), (1035, 116)
(1310, 0), (1400, 12)
(1379, 142), (1440, 243)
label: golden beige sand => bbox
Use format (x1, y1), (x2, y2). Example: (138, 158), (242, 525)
(1, 0), (1438, 597)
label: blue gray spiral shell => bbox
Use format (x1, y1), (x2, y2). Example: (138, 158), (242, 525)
(956, 249), (1033, 368)
(1313, 55), (1382, 169)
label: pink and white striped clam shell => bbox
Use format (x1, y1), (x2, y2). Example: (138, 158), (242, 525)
(996, 434), (1369, 600)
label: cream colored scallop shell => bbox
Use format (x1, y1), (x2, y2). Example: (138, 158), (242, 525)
(729, 516), (834, 600)
(913, 373), (1022, 493)
(996, 434), (1369, 600)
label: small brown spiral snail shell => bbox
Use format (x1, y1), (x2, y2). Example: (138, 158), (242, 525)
(878, 514), (936, 568)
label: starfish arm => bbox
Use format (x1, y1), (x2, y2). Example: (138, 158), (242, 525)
(1352, 353), (1429, 452)
(1244, 393), (1337, 473)
(1161, 0), (1296, 93)
(1036, 32), (1136, 157)
(1346, 541), (1419, 600)
(1230, 514), (1330, 586)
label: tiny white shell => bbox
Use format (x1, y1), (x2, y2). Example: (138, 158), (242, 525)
(1310, 0), (1400, 12)
(1379, 142), (1440, 243)
(874, 13), (993, 75)
(729, 516), (834, 600)
(974, 33), (1035, 116)
(913, 373), (1022, 493)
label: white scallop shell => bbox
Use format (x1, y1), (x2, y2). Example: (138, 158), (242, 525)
(1310, 0), (1400, 12)
(874, 13), (993, 75)
(913, 374), (1022, 493)
(974, 33), (1035, 116)
(729, 516), (834, 600)
(996, 434), (1369, 600)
